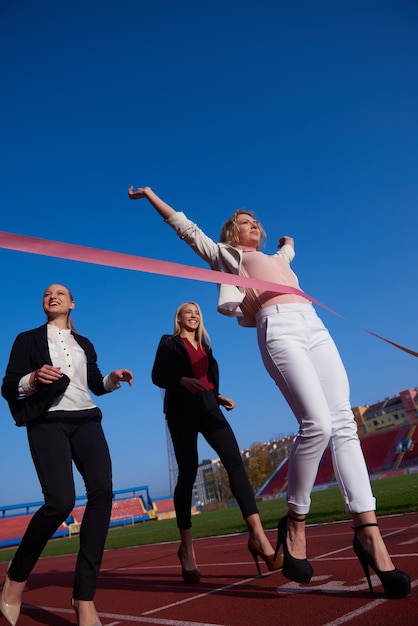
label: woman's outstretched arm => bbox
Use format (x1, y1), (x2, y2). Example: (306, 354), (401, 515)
(128, 185), (175, 221)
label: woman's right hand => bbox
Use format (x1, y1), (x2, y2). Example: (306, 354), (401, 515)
(127, 185), (176, 220)
(31, 364), (63, 387)
(180, 377), (209, 394)
(128, 186), (150, 200)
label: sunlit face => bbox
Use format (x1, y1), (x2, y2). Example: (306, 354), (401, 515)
(43, 284), (74, 319)
(178, 304), (200, 333)
(236, 213), (261, 249)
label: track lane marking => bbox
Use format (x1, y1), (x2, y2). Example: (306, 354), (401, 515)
(22, 604), (225, 626)
(142, 573), (274, 616)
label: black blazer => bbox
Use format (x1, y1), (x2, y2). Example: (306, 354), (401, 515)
(2, 324), (108, 427)
(152, 334), (220, 418)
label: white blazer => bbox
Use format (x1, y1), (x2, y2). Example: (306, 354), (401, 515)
(166, 211), (295, 327)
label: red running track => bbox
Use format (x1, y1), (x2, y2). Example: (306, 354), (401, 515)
(1, 512), (417, 626)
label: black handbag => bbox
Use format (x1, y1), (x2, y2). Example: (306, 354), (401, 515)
(9, 374), (71, 426)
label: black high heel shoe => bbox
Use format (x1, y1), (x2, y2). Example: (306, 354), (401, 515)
(247, 538), (283, 576)
(352, 523), (411, 599)
(177, 547), (201, 584)
(274, 514), (313, 584)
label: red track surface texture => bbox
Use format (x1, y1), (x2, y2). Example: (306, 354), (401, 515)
(1, 512), (417, 626)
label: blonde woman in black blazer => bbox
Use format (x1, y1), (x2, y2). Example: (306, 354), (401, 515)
(1, 284), (133, 626)
(152, 301), (282, 583)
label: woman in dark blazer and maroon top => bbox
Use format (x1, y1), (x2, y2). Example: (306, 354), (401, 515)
(1, 284), (133, 626)
(152, 301), (282, 583)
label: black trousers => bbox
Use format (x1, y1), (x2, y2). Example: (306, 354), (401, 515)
(9, 410), (112, 600)
(167, 398), (258, 529)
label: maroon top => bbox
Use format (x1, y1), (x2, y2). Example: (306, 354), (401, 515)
(181, 337), (214, 391)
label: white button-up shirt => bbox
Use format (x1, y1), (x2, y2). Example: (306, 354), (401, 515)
(18, 324), (119, 411)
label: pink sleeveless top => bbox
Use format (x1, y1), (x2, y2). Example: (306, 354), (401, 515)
(239, 250), (310, 324)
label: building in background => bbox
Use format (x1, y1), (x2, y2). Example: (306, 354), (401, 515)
(193, 459), (223, 510)
(353, 388), (418, 435)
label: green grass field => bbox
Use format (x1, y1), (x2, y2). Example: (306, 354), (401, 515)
(1, 473), (416, 563)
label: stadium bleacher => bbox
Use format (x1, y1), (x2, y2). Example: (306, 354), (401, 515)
(359, 426), (411, 474)
(0, 485), (162, 548)
(257, 423), (418, 499)
(152, 496), (180, 520)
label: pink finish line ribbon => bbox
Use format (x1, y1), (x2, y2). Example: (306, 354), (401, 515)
(0, 230), (417, 357)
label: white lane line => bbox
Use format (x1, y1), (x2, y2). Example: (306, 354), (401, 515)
(22, 604), (225, 626)
(105, 560), (271, 572)
(142, 574), (265, 616)
(100, 613), (225, 626)
(321, 599), (386, 626)
(285, 577), (418, 625)
(400, 537), (418, 545)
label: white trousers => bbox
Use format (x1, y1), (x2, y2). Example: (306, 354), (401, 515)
(256, 303), (376, 515)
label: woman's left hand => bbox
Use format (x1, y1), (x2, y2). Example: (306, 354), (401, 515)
(278, 236), (294, 248)
(218, 395), (235, 411)
(110, 369), (133, 386)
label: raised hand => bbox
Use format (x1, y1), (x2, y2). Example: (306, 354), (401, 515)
(128, 185), (149, 200)
(278, 236), (294, 249)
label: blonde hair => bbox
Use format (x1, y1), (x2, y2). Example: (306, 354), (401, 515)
(43, 284), (78, 333)
(219, 209), (266, 249)
(65, 286), (77, 332)
(173, 301), (210, 346)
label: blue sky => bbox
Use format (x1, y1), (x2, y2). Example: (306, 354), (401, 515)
(1, 0), (417, 506)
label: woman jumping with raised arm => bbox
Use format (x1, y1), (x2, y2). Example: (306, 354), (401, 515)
(128, 184), (410, 598)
